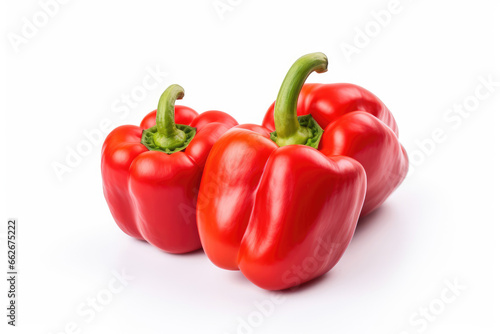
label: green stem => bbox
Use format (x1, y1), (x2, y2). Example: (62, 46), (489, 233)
(273, 52), (328, 147)
(141, 84), (197, 154)
(157, 84), (185, 137)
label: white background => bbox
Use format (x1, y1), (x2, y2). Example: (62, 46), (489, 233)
(2, 0), (499, 333)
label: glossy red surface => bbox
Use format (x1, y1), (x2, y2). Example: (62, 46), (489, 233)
(197, 128), (367, 289)
(101, 106), (237, 253)
(263, 83), (408, 216)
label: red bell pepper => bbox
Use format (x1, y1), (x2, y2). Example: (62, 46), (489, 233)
(197, 53), (367, 290)
(262, 56), (409, 216)
(102, 84), (238, 253)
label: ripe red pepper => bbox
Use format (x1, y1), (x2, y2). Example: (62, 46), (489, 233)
(102, 84), (237, 253)
(197, 53), (368, 290)
(262, 58), (409, 216)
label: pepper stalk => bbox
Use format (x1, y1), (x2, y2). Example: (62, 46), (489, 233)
(271, 52), (327, 148)
(141, 84), (196, 153)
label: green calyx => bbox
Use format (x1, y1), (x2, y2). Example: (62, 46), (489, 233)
(270, 114), (323, 149)
(141, 124), (196, 154)
(141, 84), (196, 154)
(271, 52), (328, 148)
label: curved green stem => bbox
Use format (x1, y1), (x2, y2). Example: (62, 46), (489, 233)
(273, 52), (328, 147)
(141, 84), (196, 154)
(157, 84), (185, 137)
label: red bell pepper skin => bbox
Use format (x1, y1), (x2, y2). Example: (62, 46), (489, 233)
(262, 76), (408, 216)
(102, 84), (238, 253)
(197, 53), (367, 290)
